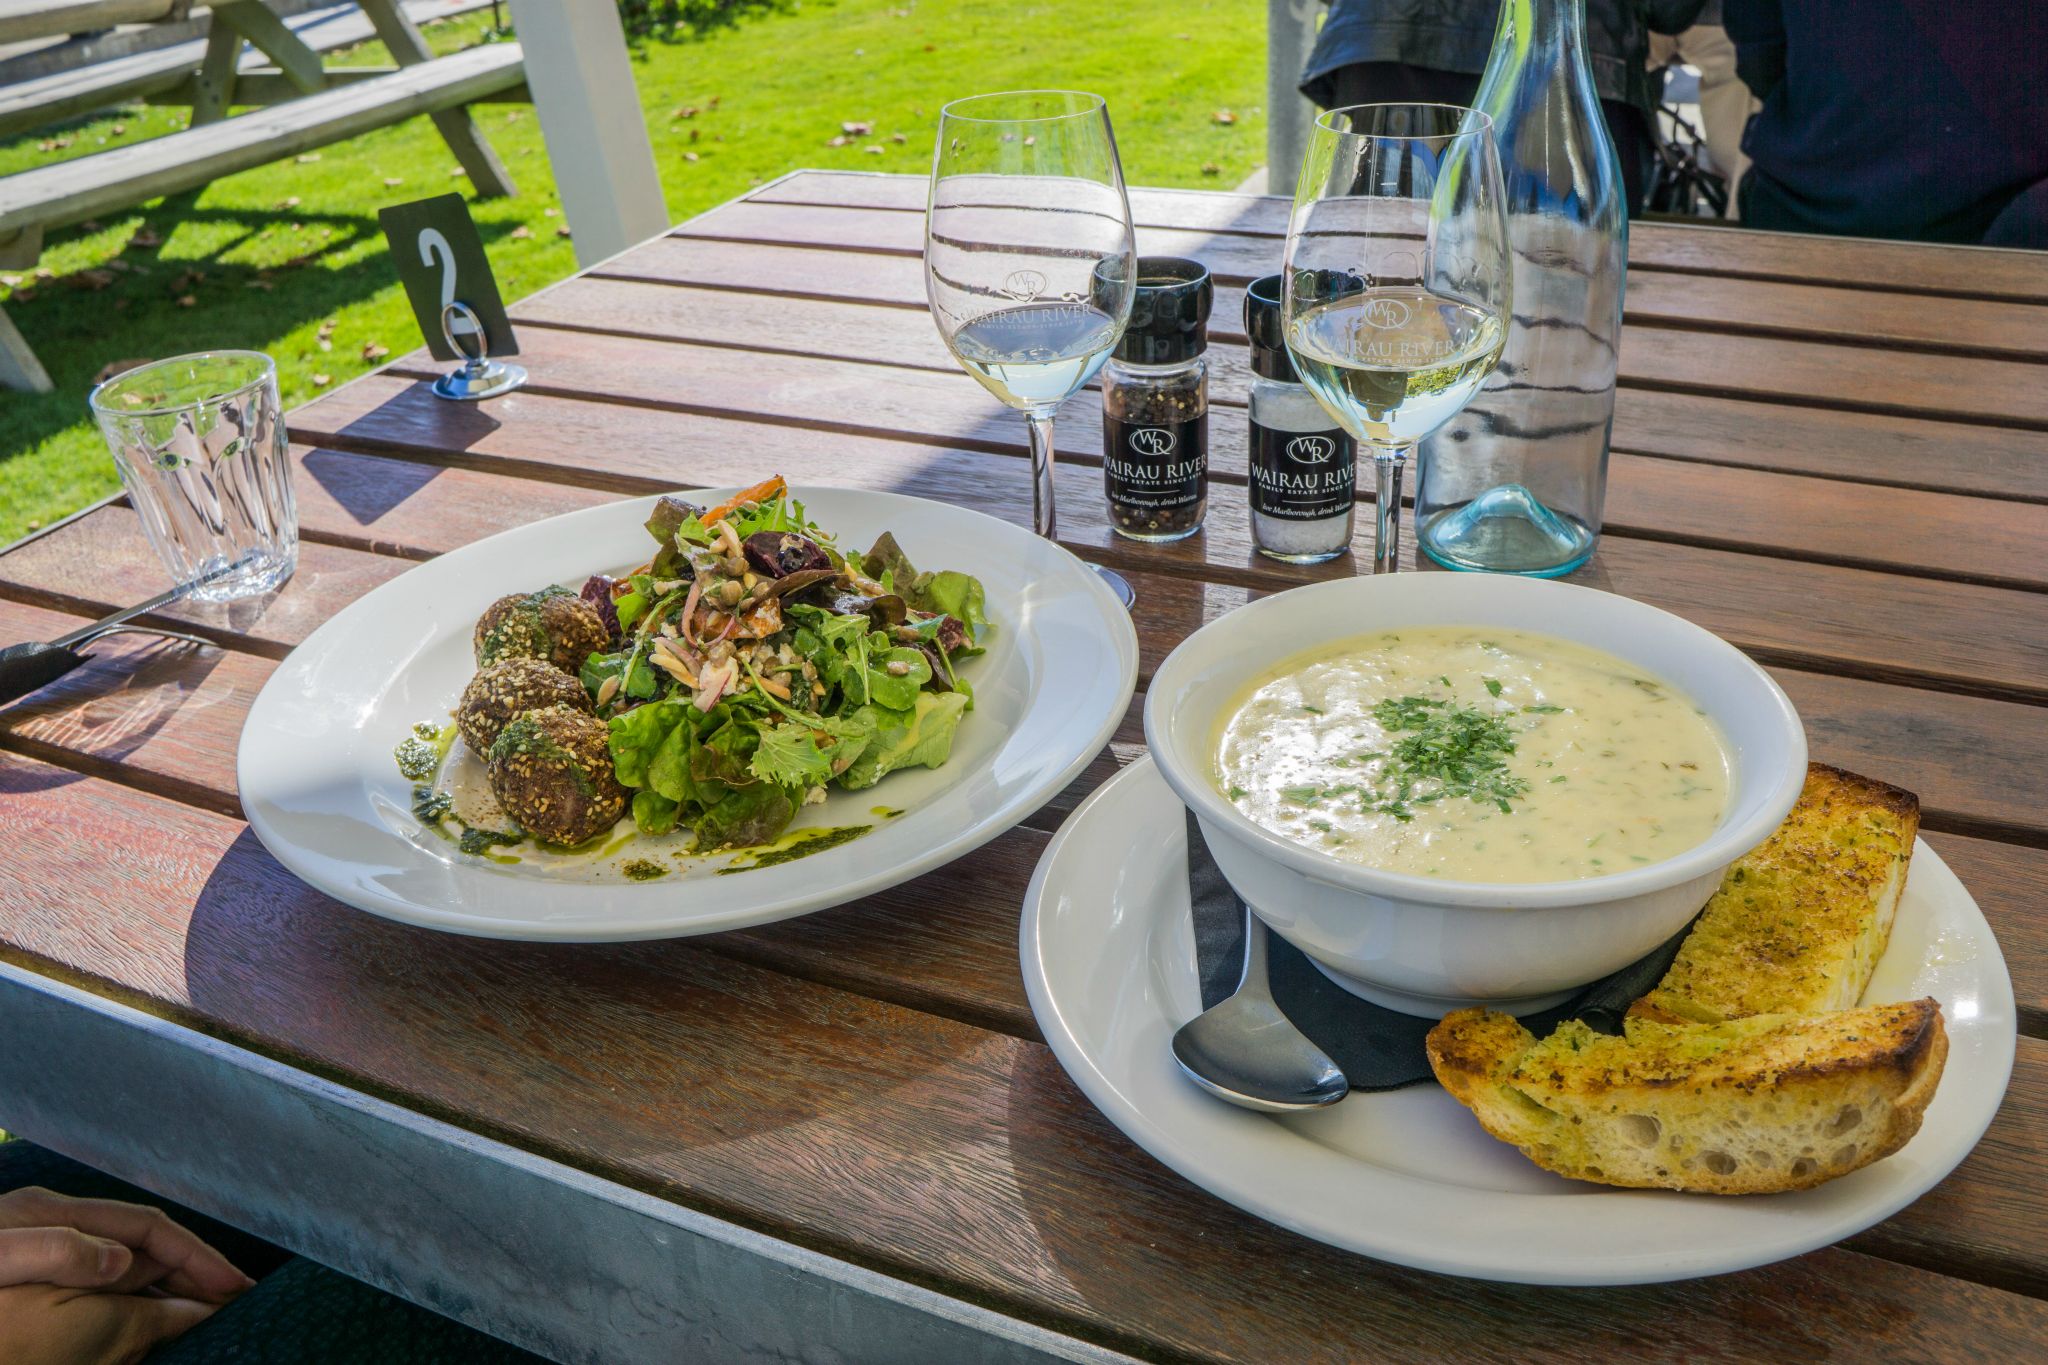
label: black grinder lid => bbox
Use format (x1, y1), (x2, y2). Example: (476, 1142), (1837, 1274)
(1110, 256), (1212, 365)
(1243, 273), (1296, 382)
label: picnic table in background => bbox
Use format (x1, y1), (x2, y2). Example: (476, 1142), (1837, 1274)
(0, 169), (2044, 1361)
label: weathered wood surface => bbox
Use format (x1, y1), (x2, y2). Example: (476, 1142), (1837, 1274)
(0, 41), (526, 237)
(4, 757), (2048, 1355)
(3, 170), (2046, 1359)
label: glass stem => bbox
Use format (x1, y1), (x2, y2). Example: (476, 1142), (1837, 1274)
(1372, 447), (1409, 573)
(1025, 410), (1058, 540)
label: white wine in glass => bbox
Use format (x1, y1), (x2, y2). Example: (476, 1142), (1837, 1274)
(926, 89), (1137, 607)
(1282, 105), (1512, 573)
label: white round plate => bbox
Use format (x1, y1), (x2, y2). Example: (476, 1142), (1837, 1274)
(1020, 754), (2017, 1285)
(239, 486), (1137, 941)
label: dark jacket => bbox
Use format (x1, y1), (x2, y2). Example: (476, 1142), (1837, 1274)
(1300, 0), (1708, 120)
(1725, 0), (2048, 245)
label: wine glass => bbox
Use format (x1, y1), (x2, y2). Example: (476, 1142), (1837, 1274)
(1282, 104), (1512, 573)
(927, 90), (1138, 607)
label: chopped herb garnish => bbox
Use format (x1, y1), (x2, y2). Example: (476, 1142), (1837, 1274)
(1352, 695), (1532, 821)
(1281, 785), (1324, 805)
(1299, 703), (1324, 714)
(1549, 775), (1568, 783)
(1227, 785), (1248, 801)
(1523, 704), (1564, 714)
(1483, 677), (1503, 698)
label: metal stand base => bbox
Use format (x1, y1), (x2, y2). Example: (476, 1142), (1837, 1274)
(432, 356), (527, 401)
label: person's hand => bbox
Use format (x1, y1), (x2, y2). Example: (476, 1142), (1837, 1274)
(0, 1186), (255, 1365)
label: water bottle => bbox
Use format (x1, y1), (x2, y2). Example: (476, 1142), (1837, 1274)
(1415, 0), (1626, 577)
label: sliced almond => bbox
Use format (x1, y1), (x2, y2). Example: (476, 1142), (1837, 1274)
(595, 674), (621, 706)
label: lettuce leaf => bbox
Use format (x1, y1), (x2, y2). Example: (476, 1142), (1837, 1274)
(865, 645), (931, 712)
(838, 692), (969, 790)
(859, 533), (989, 644)
(694, 782), (796, 849)
(914, 570), (989, 642)
(632, 790), (680, 836)
(749, 723), (835, 787)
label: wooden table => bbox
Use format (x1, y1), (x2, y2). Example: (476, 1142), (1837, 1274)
(2, 171), (2045, 1362)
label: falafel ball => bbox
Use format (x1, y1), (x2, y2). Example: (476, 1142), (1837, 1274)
(486, 703), (629, 846)
(456, 657), (591, 756)
(474, 586), (610, 672)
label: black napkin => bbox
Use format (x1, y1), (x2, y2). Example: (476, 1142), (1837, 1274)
(1187, 809), (1701, 1091)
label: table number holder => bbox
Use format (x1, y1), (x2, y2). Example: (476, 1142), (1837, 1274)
(432, 300), (527, 401)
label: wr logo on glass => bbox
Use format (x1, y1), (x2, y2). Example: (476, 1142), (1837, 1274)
(1361, 296), (1413, 329)
(1286, 435), (1335, 464)
(1129, 428), (1175, 456)
(1002, 269), (1048, 301)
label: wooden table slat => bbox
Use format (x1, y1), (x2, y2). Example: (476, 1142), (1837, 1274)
(670, 200), (2048, 428)
(587, 237), (2048, 503)
(4, 754), (2048, 1352)
(752, 170), (2048, 305)
(498, 276), (2048, 591)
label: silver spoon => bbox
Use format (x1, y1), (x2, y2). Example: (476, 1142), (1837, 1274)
(1171, 908), (1350, 1112)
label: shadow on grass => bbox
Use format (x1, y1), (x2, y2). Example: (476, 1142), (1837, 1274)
(2, 201), (524, 463)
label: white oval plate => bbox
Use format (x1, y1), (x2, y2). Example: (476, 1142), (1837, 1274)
(239, 486), (1137, 941)
(1021, 754), (2017, 1285)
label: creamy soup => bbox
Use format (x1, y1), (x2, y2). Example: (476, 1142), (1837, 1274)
(1213, 628), (1731, 882)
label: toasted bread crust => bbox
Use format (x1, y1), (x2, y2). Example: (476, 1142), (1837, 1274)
(1639, 764), (1920, 1024)
(1428, 1001), (1947, 1194)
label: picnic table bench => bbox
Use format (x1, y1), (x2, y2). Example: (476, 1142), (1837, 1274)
(0, 170), (2044, 1361)
(0, 0), (523, 392)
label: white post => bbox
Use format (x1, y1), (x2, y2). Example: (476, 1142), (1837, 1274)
(1267, 0), (1321, 197)
(503, 0), (669, 266)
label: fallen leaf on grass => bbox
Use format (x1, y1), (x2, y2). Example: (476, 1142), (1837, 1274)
(841, 120), (873, 135)
(709, 95), (720, 107)
(1200, 162), (1221, 176)
(510, 225), (532, 240)
(175, 294), (197, 307)
(245, 280), (274, 291)
(0, 275), (17, 288)
(276, 196), (301, 210)
(312, 373), (332, 387)
(362, 342), (390, 361)
(556, 226), (572, 238)
(449, 167), (465, 177)
(383, 177), (404, 188)
(682, 151), (699, 162)
(297, 153), (321, 163)
(688, 128), (700, 143)
(127, 227), (162, 249)
(10, 288), (35, 302)
(1212, 110), (1238, 125)
(825, 135), (850, 148)
(63, 269), (116, 291)
(671, 106), (699, 119)
(543, 207), (557, 217)
(863, 145), (885, 155)
(890, 132), (906, 144)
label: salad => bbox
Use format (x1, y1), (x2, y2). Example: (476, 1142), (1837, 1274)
(436, 477), (990, 857)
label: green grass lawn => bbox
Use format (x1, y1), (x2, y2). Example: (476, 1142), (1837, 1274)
(0, 0), (1267, 544)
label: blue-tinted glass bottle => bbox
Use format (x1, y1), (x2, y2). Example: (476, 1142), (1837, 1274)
(1416, 0), (1626, 576)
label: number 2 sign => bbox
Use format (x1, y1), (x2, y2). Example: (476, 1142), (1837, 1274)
(378, 194), (518, 362)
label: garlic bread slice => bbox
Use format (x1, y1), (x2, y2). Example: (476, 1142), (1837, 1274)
(1427, 999), (1947, 1194)
(1638, 764), (1919, 1025)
